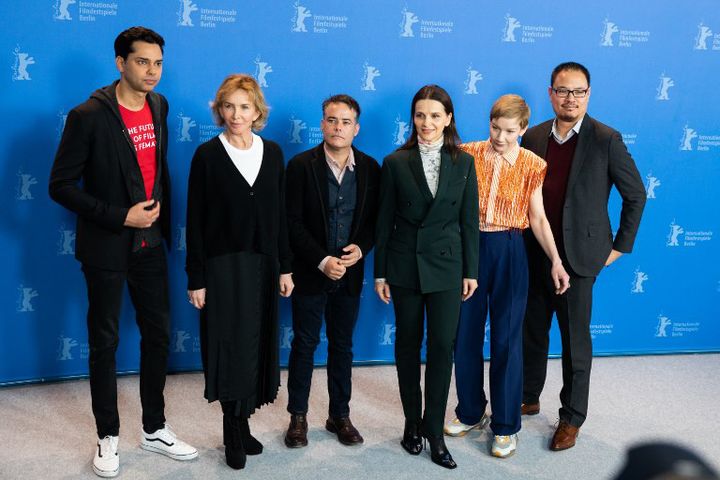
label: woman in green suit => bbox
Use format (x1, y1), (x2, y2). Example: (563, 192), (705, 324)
(374, 85), (479, 469)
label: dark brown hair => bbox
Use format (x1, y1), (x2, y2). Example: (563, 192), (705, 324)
(399, 84), (460, 158)
(551, 61), (591, 87)
(114, 26), (164, 60)
(322, 94), (361, 120)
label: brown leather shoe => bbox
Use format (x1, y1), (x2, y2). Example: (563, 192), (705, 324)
(550, 420), (579, 451)
(284, 414), (308, 448)
(521, 403), (540, 416)
(325, 417), (364, 446)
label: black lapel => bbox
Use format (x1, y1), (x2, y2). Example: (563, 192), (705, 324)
(535, 121), (553, 158)
(310, 144), (330, 232)
(435, 149), (452, 199)
(425, 149), (452, 218)
(114, 128), (138, 201)
(108, 88), (143, 201)
(566, 115), (593, 195)
(408, 148), (434, 203)
(146, 92), (163, 195)
(350, 147), (367, 239)
(537, 121), (552, 159)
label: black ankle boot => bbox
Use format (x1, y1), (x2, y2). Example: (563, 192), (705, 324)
(223, 414), (231, 446)
(224, 416), (246, 470)
(400, 420), (423, 455)
(238, 417), (263, 455)
(423, 434), (457, 469)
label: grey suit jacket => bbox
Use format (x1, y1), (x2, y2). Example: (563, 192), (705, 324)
(522, 115), (646, 277)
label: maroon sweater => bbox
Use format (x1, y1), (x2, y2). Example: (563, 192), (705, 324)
(542, 134), (579, 255)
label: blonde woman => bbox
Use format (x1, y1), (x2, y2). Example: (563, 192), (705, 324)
(185, 74), (293, 470)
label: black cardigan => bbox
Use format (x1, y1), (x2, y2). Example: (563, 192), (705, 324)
(185, 135), (292, 290)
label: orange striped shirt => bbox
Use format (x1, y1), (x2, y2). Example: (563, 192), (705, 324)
(460, 140), (546, 231)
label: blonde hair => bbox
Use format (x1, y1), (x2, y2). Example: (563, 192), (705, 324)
(490, 94), (530, 129)
(212, 74), (269, 130)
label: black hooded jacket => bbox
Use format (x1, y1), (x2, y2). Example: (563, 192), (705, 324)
(49, 81), (171, 270)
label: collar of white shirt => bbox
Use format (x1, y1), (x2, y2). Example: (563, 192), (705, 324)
(550, 115), (585, 144)
(324, 144), (355, 180)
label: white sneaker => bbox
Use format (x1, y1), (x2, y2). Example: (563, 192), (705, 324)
(140, 424), (198, 461)
(491, 434), (518, 458)
(93, 435), (119, 478)
(443, 413), (490, 437)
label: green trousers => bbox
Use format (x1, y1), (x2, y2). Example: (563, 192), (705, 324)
(390, 285), (462, 437)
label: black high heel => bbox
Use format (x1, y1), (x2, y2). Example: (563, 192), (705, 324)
(423, 433), (457, 469)
(400, 421), (423, 455)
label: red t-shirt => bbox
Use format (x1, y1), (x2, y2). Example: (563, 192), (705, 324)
(119, 101), (157, 200)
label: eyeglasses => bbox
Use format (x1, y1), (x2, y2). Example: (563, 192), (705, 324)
(552, 87), (588, 98)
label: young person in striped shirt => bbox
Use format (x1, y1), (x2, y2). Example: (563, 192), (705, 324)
(444, 94), (570, 458)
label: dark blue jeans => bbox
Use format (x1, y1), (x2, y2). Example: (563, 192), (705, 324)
(287, 287), (360, 418)
(82, 246), (170, 438)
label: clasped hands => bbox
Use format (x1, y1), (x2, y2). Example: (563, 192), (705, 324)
(322, 244), (362, 281)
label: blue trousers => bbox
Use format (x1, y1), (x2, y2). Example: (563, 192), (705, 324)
(287, 287), (360, 418)
(454, 230), (528, 436)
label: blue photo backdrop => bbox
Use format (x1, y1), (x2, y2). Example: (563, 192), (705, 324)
(1, 0), (719, 385)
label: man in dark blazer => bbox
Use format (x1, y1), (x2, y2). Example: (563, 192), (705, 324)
(49, 27), (196, 478)
(521, 62), (646, 451)
(284, 95), (380, 448)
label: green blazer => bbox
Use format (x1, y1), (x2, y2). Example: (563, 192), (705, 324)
(374, 146), (479, 293)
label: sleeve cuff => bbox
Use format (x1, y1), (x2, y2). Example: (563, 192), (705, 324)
(318, 256), (331, 272)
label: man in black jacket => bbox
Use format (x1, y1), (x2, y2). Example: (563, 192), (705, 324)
(284, 95), (380, 448)
(49, 27), (196, 478)
(521, 62), (646, 451)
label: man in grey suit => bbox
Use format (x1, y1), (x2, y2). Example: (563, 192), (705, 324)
(521, 62), (646, 451)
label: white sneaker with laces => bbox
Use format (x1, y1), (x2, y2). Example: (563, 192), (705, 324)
(443, 412), (490, 437)
(93, 435), (119, 478)
(491, 434), (518, 458)
(140, 424), (198, 460)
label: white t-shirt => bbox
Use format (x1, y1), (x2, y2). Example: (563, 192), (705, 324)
(218, 132), (264, 186)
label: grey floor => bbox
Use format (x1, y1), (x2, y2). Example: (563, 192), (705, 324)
(1, 354), (718, 480)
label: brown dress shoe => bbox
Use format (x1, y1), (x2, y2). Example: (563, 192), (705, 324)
(284, 414), (308, 448)
(521, 403), (540, 416)
(550, 421), (579, 451)
(325, 417), (364, 446)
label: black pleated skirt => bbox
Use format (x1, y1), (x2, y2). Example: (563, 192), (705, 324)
(200, 251), (280, 418)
